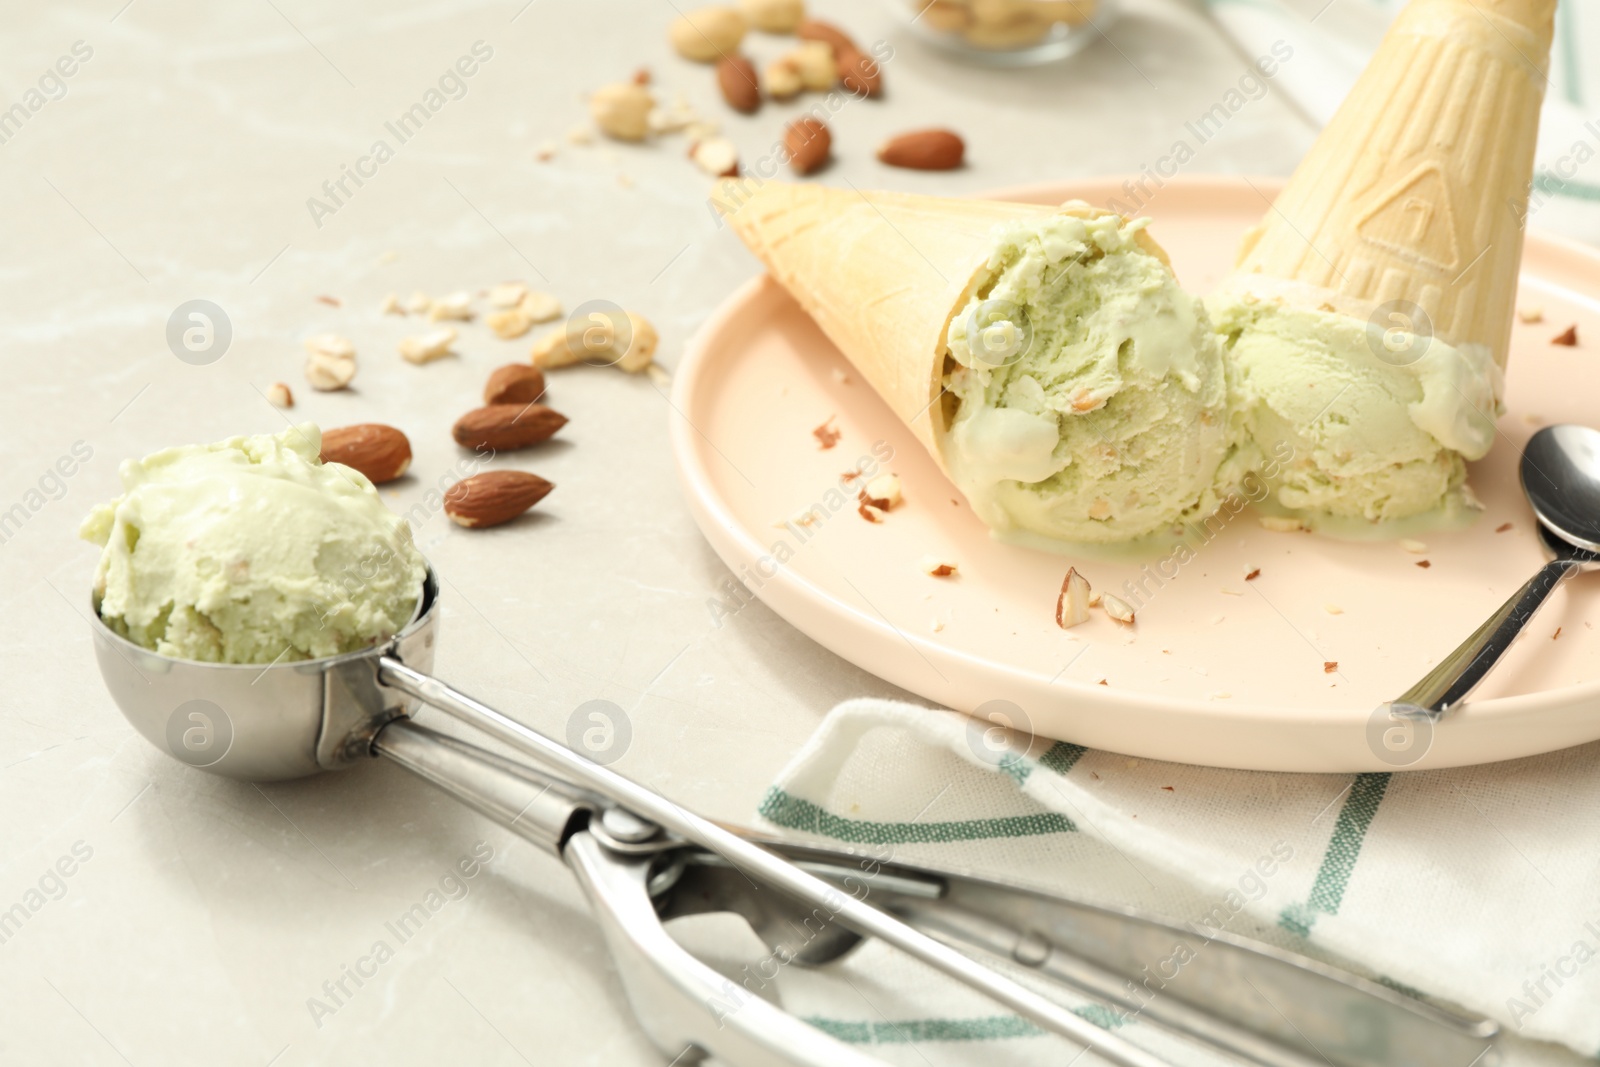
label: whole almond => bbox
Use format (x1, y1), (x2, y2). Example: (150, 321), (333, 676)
(452, 404), (568, 452)
(784, 117), (831, 175)
(838, 46), (882, 97)
(878, 129), (965, 170)
(321, 424), (412, 485)
(796, 18), (858, 56)
(444, 471), (554, 529)
(717, 55), (761, 113)
(484, 363), (547, 405)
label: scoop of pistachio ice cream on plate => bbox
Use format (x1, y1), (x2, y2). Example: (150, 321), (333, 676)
(81, 424), (425, 664)
(940, 210), (1236, 545)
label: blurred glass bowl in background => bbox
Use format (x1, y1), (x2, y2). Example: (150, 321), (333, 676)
(891, 0), (1115, 66)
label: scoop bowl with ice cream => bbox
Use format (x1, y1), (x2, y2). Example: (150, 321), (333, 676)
(82, 424), (425, 665)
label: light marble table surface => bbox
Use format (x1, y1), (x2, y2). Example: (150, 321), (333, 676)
(0, 1), (1314, 1063)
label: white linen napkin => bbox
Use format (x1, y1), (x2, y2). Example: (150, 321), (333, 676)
(754, 699), (1600, 1064)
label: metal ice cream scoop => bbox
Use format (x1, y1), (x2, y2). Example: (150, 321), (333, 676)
(93, 570), (1497, 1067)
(1393, 424), (1600, 718)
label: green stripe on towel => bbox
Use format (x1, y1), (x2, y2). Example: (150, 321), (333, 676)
(804, 1004), (1127, 1045)
(759, 788), (1076, 844)
(1280, 772), (1391, 937)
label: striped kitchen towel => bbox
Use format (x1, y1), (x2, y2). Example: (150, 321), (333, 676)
(756, 698), (1600, 1065)
(1206, 0), (1600, 245)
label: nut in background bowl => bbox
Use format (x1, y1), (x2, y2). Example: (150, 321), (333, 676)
(892, 0), (1116, 66)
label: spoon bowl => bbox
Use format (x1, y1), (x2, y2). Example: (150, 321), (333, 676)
(1522, 423), (1600, 553)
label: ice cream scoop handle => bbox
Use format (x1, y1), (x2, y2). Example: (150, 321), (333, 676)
(375, 657), (1182, 1067)
(1393, 558), (1579, 716)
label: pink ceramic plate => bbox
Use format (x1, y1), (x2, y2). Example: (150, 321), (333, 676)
(670, 176), (1600, 772)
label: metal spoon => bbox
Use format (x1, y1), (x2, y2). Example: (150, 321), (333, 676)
(1392, 424), (1600, 718)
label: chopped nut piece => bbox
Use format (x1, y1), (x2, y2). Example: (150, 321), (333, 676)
(646, 363), (672, 388)
(861, 473), (902, 510)
(1552, 324), (1579, 346)
(1555, 627), (1563, 640)
(521, 291), (563, 323)
(487, 308), (534, 339)
(489, 282), (528, 308)
(303, 334), (357, 391)
(1101, 594), (1136, 625)
(1056, 568), (1091, 629)
(1244, 567), (1261, 582)
(790, 507), (820, 527)
(1416, 560), (1432, 569)
(1088, 591), (1102, 607)
(1260, 516), (1307, 533)
(399, 327), (458, 365)
(315, 294), (341, 307)
(1324, 661), (1338, 674)
(534, 142), (558, 162)
(1220, 588), (1243, 597)
(858, 503), (884, 523)
(920, 556), (957, 578)
(930, 617), (945, 633)
(429, 291), (474, 321)
(790, 40), (837, 90)
(764, 58), (803, 100)
(1399, 538), (1428, 553)
(813, 417), (840, 450)
(832, 367), (851, 384)
(405, 291), (432, 314)
(690, 136), (740, 177)
(266, 382), (294, 408)
(591, 81), (655, 142)
(1518, 306), (1544, 324)
(380, 292), (404, 315)
(1496, 522), (1513, 533)
(1325, 604), (1343, 615)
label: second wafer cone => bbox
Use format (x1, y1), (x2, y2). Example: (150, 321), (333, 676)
(1229, 0), (1555, 365)
(713, 180), (1164, 468)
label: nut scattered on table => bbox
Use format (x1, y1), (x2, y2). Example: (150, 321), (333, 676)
(691, 136), (740, 177)
(531, 310), (658, 373)
(321, 423), (413, 485)
(591, 82), (655, 142)
(452, 403), (569, 451)
(669, 6), (748, 62)
(266, 382), (294, 408)
(740, 0), (805, 33)
(790, 40), (837, 91)
(879, 129), (965, 170)
(484, 363), (547, 406)
(487, 307), (534, 339)
(304, 334), (357, 391)
(488, 282), (528, 309)
(379, 292), (404, 315)
(717, 55), (761, 113)
(399, 327), (458, 365)
(764, 58), (803, 99)
(796, 18), (859, 55)
(785, 117), (831, 175)
(405, 291), (432, 315)
(429, 291), (474, 321)
(838, 47), (881, 97)
(445, 470), (555, 528)
(521, 291), (563, 323)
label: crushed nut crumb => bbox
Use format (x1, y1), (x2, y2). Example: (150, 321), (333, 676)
(1552, 325), (1579, 346)
(813, 417), (841, 450)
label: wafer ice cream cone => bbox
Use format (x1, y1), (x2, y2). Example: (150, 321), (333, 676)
(1211, 0), (1556, 527)
(716, 180), (1232, 544)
